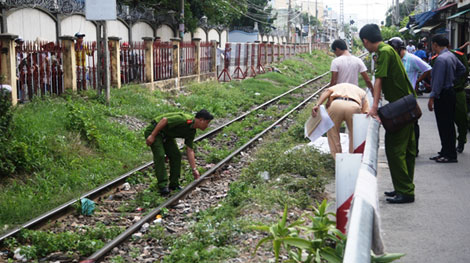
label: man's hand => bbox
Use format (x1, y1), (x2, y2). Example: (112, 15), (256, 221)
(367, 105), (380, 121)
(146, 135), (155, 146)
(428, 97), (434, 111)
(192, 168), (200, 180)
(311, 105), (319, 117)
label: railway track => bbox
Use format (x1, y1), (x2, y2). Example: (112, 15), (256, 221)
(0, 53), (368, 262)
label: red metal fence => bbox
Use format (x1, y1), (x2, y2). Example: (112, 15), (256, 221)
(75, 41), (97, 91)
(16, 41), (64, 101)
(120, 42), (145, 84)
(180, 41), (196, 77)
(200, 42), (213, 74)
(153, 41), (173, 81)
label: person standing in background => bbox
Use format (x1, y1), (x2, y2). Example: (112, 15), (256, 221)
(329, 39), (374, 92)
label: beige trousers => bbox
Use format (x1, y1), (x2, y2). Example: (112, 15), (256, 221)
(327, 100), (362, 158)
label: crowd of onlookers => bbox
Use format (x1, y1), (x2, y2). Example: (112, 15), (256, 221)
(314, 24), (469, 204)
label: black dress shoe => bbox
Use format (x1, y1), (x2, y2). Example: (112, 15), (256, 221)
(159, 187), (170, 195)
(457, 142), (465, 153)
(386, 194), (414, 204)
(384, 190), (396, 197)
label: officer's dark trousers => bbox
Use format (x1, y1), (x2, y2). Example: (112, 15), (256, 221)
(434, 88), (457, 159)
(145, 124), (182, 189)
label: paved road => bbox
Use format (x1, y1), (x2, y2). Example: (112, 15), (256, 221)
(378, 95), (470, 262)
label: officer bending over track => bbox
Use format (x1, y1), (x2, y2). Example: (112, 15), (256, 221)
(145, 110), (214, 195)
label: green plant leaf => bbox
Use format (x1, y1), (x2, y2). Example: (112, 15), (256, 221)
(371, 253), (406, 263)
(279, 237), (312, 250)
(253, 236), (272, 255)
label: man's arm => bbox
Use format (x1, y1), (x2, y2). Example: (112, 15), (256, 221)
(360, 71), (374, 92)
(329, 71), (338, 87)
(458, 41), (470, 51)
(186, 147), (200, 179)
(311, 88), (333, 117)
(368, 77), (382, 120)
(146, 118), (167, 146)
(415, 70), (431, 89)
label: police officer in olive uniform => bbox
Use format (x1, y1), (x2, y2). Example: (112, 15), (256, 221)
(359, 24), (416, 204)
(430, 42), (470, 153)
(145, 110), (214, 195)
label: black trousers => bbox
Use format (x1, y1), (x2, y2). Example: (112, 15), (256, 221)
(434, 88), (457, 159)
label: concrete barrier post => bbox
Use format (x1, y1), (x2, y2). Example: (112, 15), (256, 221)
(108, 37), (121, 88)
(210, 40), (217, 73)
(171, 38), (180, 82)
(143, 37), (154, 85)
(0, 34), (18, 105)
(59, 36), (77, 92)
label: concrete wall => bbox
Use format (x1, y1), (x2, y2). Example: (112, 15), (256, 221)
(132, 22), (154, 41)
(157, 25), (174, 41)
(7, 8), (56, 41)
(61, 15), (97, 41)
(220, 30), (228, 48)
(208, 29), (219, 45)
(107, 20), (129, 42)
(183, 32), (192, 42)
(194, 27), (207, 41)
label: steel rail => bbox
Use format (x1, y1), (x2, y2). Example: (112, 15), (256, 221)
(83, 83), (330, 263)
(0, 67), (330, 244)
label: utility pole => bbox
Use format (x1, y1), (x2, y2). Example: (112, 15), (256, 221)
(395, 0), (400, 25)
(179, 0), (184, 39)
(340, 0), (344, 26)
(288, 0), (292, 43)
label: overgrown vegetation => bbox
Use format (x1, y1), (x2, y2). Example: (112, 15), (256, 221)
(0, 90), (28, 177)
(3, 223), (122, 261)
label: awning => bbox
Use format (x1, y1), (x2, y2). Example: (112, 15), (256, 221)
(412, 11), (436, 27)
(420, 23), (442, 32)
(434, 2), (457, 12)
(447, 9), (470, 19)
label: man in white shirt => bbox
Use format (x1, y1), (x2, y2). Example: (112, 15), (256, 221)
(329, 39), (373, 92)
(406, 40), (416, 54)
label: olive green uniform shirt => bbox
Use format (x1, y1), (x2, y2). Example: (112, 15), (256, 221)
(154, 112), (196, 149)
(375, 42), (414, 101)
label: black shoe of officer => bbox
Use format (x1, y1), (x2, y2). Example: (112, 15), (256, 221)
(169, 185), (182, 191)
(386, 193), (414, 204)
(457, 142), (465, 153)
(384, 190), (396, 197)
(159, 187), (170, 195)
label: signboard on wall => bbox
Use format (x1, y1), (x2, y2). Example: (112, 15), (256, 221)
(85, 0), (117, 20)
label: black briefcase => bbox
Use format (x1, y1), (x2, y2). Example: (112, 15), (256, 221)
(378, 94), (422, 133)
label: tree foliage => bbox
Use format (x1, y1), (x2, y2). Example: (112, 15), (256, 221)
(229, 0), (275, 33)
(385, 0), (419, 27)
(119, 0), (273, 33)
